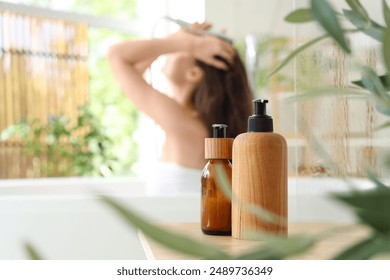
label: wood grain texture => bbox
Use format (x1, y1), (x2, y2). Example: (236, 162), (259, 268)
(232, 132), (287, 240)
(205, 138), (234, 159)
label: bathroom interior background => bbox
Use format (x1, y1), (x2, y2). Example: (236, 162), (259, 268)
(0, 0), (388, 179)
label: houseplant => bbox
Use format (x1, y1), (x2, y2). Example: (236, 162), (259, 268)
(0, 105), (122, 177)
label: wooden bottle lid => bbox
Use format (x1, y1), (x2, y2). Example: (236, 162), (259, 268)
(205, 138), (234, 159)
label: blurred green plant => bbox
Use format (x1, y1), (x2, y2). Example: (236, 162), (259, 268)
(256, 36), (294, 91)
(0, 105), (122, 177)
(78, 0), (139, 176)
(273, 0), (390, 259)
(73, 0), (137, 19)
(24, 242), (44, 260)
(100, 195), (315, 260)
(332, 184), (390, 259)
(235, 35), (294, 94)
(2, 0), (140, 177)
(85, 27), (139, 176)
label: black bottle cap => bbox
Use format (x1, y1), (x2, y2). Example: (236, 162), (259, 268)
(212, 124), (227, 138)
(248, 99), (273, 132)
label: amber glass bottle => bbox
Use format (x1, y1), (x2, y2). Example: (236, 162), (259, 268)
(201, 124), (233, 235)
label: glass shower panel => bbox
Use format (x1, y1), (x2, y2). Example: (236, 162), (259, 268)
(288, 0), (389, 179)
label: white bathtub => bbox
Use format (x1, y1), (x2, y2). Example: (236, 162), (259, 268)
(0, 176), (375, 260)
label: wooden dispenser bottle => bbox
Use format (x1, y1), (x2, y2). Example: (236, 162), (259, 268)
(201, 124), (234, 235)
(232, 99), (287, 240)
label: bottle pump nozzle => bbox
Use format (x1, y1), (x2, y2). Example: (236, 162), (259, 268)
(248, 99), (273, 132)
(212, 124), (227, 138)
(254, 99), (267, 115)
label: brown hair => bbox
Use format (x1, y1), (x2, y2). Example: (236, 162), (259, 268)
(191, 54), (253, 138)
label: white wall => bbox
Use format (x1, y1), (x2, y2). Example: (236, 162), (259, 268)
(136, 0), (205, 37)
(205, 0), (385, 39)
(205, 0), (296, 39)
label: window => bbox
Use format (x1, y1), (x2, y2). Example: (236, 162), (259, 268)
(0, 0), (139, 178)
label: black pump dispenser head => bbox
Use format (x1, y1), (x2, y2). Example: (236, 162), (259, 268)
(248, 99), (273, 132)
(212, 124), (227, 138)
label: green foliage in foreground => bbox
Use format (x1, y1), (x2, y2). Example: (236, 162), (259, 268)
(100, 195), (316, 260)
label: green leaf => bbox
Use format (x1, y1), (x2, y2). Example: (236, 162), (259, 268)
(285, 8), (314, 23)
(356, 209), (390, 234)
(333, 234), (390, 259)
(366, 169), (389, 189)
(346, 0), (369, 20)
(236, 249), (279, 260)
(343, 9), (384, 41)
(334, 188), (390, 212)
(352, 74), (390, 91)
(333, 187), (390, 233)
(311, 0), (351, 53)
(383, 0), (390, 27)
(237, 234), (316, 260)
(375, 104), (390, 116)
(0, 121), (30, 141)
(269, 34), (328, 76)
(100, 195), (231, 259)
(286, 87), (369, 103)
(24, 242), (44, 260)
(215, 165), (286, 226)
(374, 121), (390, 130)
(360, 67), (390, 101)
(383, 26), (390, 74)
(353, 69), (390, 116)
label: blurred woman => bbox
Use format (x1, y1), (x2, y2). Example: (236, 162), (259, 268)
(108, 23), (252, 194)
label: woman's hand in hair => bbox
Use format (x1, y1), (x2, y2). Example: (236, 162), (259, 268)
(175, 23), (235, 70)
(190, 22), (212, 32)
(192, 34), (235, 70)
